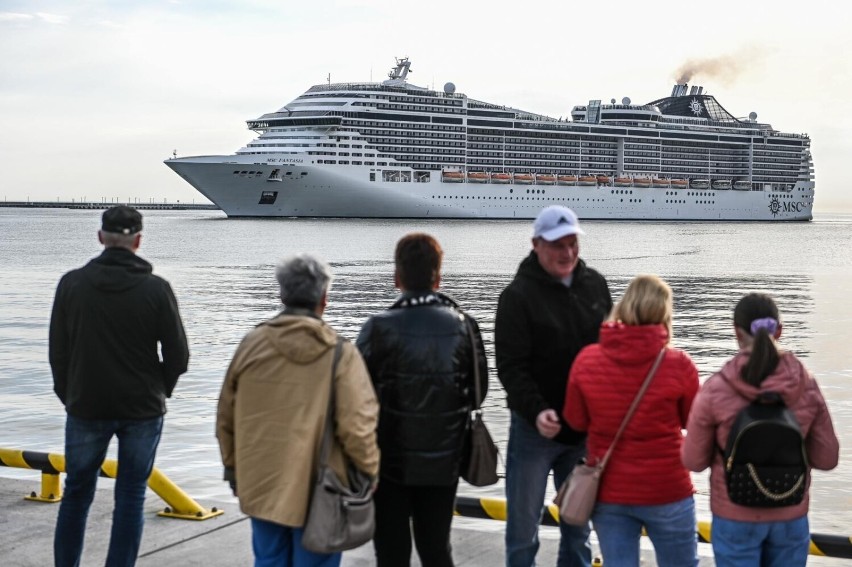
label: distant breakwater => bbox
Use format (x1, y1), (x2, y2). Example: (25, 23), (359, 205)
(0, 201), (219, 211)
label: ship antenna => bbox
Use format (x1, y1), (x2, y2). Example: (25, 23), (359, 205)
(327, 73), (331, 85)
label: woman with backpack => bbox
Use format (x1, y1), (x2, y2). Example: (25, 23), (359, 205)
(682, 292), (840, 567)
(563, 274), (700, 566)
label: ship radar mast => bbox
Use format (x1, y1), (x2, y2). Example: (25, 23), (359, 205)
(383, 57), (412, 86)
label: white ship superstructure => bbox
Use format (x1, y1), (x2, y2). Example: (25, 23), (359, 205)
(166, 58), (814, 220)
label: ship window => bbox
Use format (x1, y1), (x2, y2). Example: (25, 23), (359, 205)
(259, 191), (278, 205)
(370, 173), (376, 181)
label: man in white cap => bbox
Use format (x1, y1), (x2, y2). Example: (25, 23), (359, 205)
(495, 206), (612, 567)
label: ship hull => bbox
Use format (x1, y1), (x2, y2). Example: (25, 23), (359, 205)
(166, 157), (814, 221)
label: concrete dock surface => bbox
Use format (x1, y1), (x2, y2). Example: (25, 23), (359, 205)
(3, 476), (841, 566)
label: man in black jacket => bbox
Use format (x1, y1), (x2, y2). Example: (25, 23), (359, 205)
(50, 205), (189, 567)
(357, 233), (488, 567)
(496, 206), (612, 567)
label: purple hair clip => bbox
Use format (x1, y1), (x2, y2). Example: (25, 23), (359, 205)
(750, 317), (778, 336)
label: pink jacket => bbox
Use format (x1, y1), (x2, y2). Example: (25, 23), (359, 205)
(681, 350), (839, 522)
(564, 322), (699, 505)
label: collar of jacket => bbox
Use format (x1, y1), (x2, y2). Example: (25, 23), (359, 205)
(390, 290), (460, 310)
(280, 306), (321, 319)
(519, 251), (588, 287)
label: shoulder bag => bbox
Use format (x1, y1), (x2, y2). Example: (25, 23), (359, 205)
(301, 338), (376, 553)
(554, 347), (666, 526)
(461, 317), (499, 487)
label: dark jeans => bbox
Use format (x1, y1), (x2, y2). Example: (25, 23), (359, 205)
(373, 477), (459, 567)
(54, 415), (163, 567)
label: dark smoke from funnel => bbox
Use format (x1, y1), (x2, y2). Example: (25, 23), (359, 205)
(674, 52), (750, 86)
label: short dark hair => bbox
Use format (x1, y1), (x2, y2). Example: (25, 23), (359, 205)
(395, 233), (443, 291)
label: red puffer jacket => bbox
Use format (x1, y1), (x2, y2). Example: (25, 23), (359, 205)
(564, 322), (699, 505)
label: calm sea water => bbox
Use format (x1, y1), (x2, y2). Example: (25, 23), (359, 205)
(1, 208), (850, 558)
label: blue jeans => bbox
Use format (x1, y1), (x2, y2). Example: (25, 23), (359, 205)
(54, 415), (163, 567)
(251, 517), (342, 567)
(505, 411), (591, 567)
(592, 497), (698, 567)
(711, 515), (810, 567)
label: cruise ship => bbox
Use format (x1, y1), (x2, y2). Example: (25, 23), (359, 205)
(165, 58), (814, 220)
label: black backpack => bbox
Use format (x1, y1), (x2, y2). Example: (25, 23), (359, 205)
(723, 392), (808, 507)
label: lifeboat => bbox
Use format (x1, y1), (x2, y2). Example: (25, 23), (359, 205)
(652, 178), (670, 188)
(733, 180), (751, 191)
(442, 171), (464, 183)
(596, 175), (611, 186)
(670, 178), (688, 189)
(577, 175), (597, 186)
(614, 176), (632, 187)
(491, 172), (512, 184)
(514, 173), (534, 184)
(689, 178), (710, 189)
(557, 175), (578, 186)
(712, 179), (732, 190)
(536, 174), (556, 185)
(633, 176), (651, 188)
(467, 171), (489, 183)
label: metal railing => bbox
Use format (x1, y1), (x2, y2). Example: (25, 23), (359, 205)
(453, 496), (852, 560)
(0, 448), (223, 521)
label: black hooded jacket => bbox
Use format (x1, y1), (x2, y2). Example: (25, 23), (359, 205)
(356, 291), (488, 486)
(49, 247), (189, 419)
(495, 252), (611, 445)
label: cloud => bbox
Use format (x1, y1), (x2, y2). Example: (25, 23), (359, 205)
(0, 12), (34, 23)
(35, 12), (68, 24)
(0, 11), (67, 25)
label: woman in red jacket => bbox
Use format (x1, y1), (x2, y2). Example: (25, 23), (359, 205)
(682, 293), (839, 566)
(563, 274), (699, 567)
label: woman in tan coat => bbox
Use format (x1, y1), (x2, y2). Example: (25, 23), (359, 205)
(217, 254), (379, 567)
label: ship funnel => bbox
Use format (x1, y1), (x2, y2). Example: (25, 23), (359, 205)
(689, 86), (698, 95)
(697, 86), (703, 95)
(671, 85), (679, 97)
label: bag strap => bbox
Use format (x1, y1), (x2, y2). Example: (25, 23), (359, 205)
(317, 337), (345, 468)
(464, 316), (483, 412)
(598, 347), (666, 471)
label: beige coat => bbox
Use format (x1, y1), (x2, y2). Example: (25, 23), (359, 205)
(216, 312), (379, 527)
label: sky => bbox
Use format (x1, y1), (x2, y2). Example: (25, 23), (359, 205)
(1, 0), (850, 212)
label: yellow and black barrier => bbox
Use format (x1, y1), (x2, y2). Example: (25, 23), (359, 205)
(0, 448), (223, 521)
(453, 496), (852, 560)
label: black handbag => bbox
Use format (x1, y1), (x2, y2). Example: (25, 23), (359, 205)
(301, 338), (376, 554)
(461, 317), (499, 487)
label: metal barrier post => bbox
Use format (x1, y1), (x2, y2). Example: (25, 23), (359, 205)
(0, 448), (223, 521)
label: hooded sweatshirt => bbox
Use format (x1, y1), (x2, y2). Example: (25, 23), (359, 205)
(49, 247), (188, 419)
(681, 350), (839, 522)
(216, 310), (379, 527)
(565, 322), (699, 505)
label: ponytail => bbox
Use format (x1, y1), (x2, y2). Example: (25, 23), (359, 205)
(733, 294), (781, 387)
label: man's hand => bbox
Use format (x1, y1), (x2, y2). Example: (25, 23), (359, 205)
(536, 409), (562, 439)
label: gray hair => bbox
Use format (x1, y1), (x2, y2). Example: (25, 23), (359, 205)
(275, 254), (332, 309)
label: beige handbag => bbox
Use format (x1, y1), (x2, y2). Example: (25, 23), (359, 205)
(554, 348), (666, 526)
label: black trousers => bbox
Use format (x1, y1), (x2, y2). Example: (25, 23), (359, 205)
(373, 477), (459, 567)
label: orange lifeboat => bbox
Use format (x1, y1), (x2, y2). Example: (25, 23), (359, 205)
(491, 172), (512, 184)
(578, 175), (597, 186)
(613, 176), (632, 187)
(670, 178), (688, 188)
(467, 171), (489, 183)
(652, 178), (670, 188)
(442, 171), (464, 183)
(596, 175), (611, 186)
(536, 174), (556, 185)
(633, 176), (651, 187)
(557, 175), (577, 185)
(514, 173), (534, 184)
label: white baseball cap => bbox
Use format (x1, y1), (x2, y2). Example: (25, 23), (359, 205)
(532, 206), (584, 241)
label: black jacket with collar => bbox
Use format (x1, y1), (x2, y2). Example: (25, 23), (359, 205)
(495, 252), (612, 445)
(356, 290), (488, 485)
(49, 247), (189, 419)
